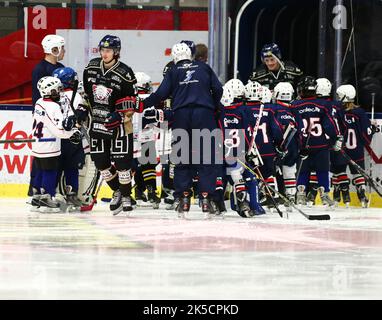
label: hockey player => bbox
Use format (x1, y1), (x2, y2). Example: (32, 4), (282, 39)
(218, 80), (253, 217)
(29, 34), (66, 198)
(244, 80), (283, 213)
(314, 78), (348, 207)
(250, 43), (303, 90)
(336, 84), (375, 207)
(83, 35), (139, 215)
(31, 76), (81, 212)
(132, 71), (161, 209)
(142, 42), (223, 218)
(52, 67), (89, 211)
(272, 82), (299, 206)
(290, 76), (341, 208)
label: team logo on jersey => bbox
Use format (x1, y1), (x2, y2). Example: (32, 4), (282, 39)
(184, 70), (195, 82)
(224, 117), (239, 127)
(92, 85), (113, 104)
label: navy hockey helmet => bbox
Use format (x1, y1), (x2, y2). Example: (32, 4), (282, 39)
(52, 67), (77, 89)
(180, 40), (196, 57)
(297, 76), (317, 97)
(261, 43), (282, 61)
(99, 35), (121, 57)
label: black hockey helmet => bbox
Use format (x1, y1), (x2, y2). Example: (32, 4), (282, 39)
(297, 76), (317, 97)
(99, 35), (121, 58)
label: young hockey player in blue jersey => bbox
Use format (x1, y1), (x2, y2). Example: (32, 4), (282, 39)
(290, 76), (341, 208)
(336, 85), (375, 208)
(272, 82), (299, 207)
(143, 42), (223, 218)
(218, 80), (255, 217)
(52, 67), (88, 211)
(244, 80), (283, 213)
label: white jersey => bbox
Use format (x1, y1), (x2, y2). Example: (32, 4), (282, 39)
(32, 98), (76, 158)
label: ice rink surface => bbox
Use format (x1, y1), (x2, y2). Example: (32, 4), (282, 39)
(0, 198), (381, 300)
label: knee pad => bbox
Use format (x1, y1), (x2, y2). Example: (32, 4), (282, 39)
(352, 174), (365, 187)
(100, 166), (117, 182)
(118, 169), (132, 185)
(229, 165), (244, 184)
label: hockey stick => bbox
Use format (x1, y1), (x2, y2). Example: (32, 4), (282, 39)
(0, 137), (56, 144)
(295, 130), (311, 183)
(340, 150), (382, 198)
(69, 79), (90, 143)
(368, 92), (376, 204)
(80, 176), (103, 212)
(238, 159), (331, 220)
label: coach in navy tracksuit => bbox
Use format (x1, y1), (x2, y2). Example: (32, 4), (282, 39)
(143, 42), (223, 215)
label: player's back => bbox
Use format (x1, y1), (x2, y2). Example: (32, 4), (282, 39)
(291, 98), (337, 150)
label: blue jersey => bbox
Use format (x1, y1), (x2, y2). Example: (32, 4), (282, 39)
(290, 98), (338, 151)
(343, 106), (373, 162)
(244, 102), (283, 159)
(32, 60), (65, 108)
(218, 102), (249, 161)
(143, 59), (223, 111)
(324, 98), (346, 136)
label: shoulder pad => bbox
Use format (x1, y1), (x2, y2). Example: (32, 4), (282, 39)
(86, 58), (102, 68)
(251, 66), (268, 79)
(284, 61), (303, 74)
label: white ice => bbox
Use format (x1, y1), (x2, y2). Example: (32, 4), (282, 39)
(0, 198), (381, 300)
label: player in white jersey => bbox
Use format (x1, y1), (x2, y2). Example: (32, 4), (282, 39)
(31, 76), (81, 212)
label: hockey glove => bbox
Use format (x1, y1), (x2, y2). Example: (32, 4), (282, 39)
(69, 129), (82, 145)
(333, 135), (344, 152)
(104, 112), (122, 131)
(115, 96), (144, 113)
(275, 146), (288, 166)
(143, 107), (164, 122)
(62, 115), (77, 131)
(74, 108), (88, 123)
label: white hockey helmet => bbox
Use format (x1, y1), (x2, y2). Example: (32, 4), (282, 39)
(171, 43), (192, 64)
(37, 76), (63, 98)
(261, 86), (273, 103)
(220, 86), (234, 106)
(224, 79), (245, 99)
(244, 81), (263, 101)
(41, 34), (65, 56)
(336, 84), (356, 103)
(316, 78), (332, 97)
(273, 82), (294, 102)
(135, 71), (152, 93)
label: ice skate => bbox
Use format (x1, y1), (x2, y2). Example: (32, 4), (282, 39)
(38, 194), (61, 213)
(333, 185), (341, 207)
(110, 190), (123, 216)
(122, 196), (133, 213)
(177, 192), (191, 218)
(306, 187), (318, 207)
(318, 186), (335, 209)
(356, 186), (369, 208)
(236, 191), (254, 218)
(341, 187), (351, 208)
(200, 193), (217, 220)
(30, 188), (41, 212)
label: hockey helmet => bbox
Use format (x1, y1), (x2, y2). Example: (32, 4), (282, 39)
(244, 81), (263, 101)
(181, 40), (196, 57)
(171, 43), (192, 64)
(316, 78), (332, 97)
(135, 72), (153, 93)
(99, 35), (121, 57)
(297, 76), (317, 97)
(274, 82), (294, 102)
(52, 67), (78, 89)
(261, 86), (273, 104)
(224, 79), (245, 99)
(260, 43), (282, 61)
(336, 84), (356, 103)
(221, 86), (234, 106)
(37, 76), (63, 98)
(41, 34), (65, 56)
